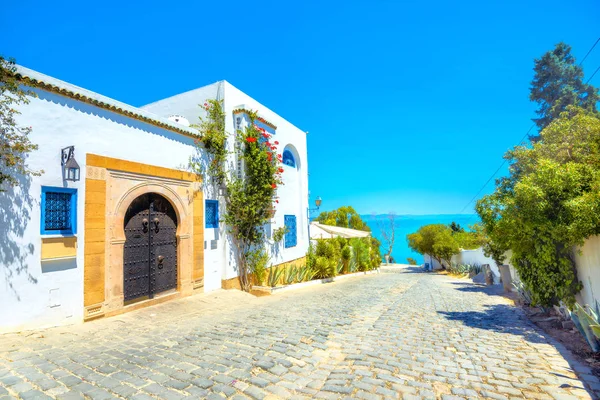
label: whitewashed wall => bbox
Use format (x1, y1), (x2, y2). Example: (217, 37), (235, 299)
(574, 236), (600, 310)
(0, 88), (201, 332)
(222, 82), (309, 278)
(142, 81), (310, 281)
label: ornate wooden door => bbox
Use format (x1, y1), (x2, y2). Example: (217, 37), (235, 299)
(123, 193), (177, 301)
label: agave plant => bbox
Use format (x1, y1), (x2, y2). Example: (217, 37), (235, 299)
(570, 302), (600, 352)
(267, 267), (284, 287)
(283, 265), (298, 285)
(337, 262), (344, 275)
(348, 258), (357, 273)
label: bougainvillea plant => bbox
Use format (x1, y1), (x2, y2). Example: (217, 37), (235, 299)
(191, 99), (283, 291)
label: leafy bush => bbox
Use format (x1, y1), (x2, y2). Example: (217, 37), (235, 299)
(406, 257), (417, 265)
(248, 248), (269, 286)
(341, 245), (352, 273)
(314, 256), (335, 279)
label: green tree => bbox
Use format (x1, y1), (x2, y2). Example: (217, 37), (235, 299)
(406, 224), (459, 269)
(530, 42), (599, 135)
(1, 56), (41, 189)
(316, 206), (370, 231)
(477, 107), (600, 307)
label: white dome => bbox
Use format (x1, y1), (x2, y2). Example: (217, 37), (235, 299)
(168, 115), (190, 127)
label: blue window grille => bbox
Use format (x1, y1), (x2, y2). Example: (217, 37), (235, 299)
(282, 150), (295, 167)
(284, 215), (297, 248)
(41, 187), (77, 235)
(205, 200), (219, 228)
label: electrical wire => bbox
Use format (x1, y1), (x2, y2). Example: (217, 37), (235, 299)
(458, 38), (600, 214)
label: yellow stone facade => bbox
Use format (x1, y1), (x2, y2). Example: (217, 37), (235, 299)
(83, 154), (203, 321)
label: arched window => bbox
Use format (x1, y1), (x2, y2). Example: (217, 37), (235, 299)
(282, 149), (295, 167)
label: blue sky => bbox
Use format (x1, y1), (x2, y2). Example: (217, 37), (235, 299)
(2, 0), (599, 215)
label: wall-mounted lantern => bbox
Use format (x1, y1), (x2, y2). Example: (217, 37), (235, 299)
(61, 146), (80, 181)
(315, 196), (322, 209)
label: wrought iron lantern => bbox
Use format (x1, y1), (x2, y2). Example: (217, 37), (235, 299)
(315, 196), (322, 209)
(61, 146), (80, 181)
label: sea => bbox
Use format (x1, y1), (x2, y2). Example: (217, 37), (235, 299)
(361, 214), (481, 264)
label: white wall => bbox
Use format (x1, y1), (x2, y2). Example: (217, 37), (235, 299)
(222, 82), (309, 277)
(0, 88), (202, 332)
(141, 81), (310, 280)
(574, 236), (600, 310)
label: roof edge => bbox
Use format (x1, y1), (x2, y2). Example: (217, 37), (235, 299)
(14, 65), (201, 139)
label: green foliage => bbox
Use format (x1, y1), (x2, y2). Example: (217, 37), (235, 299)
(452, 223), (486, 250)
(247, 248), (269, 286)
(191, 101), (283, 291)
(1, 56), (42, 189)
(571, 303), (600, 352)
(369, 236), (382, 269)
(267, 266), (284, 287)
(297, 264), (316, 282)
(316, 206), (370, 231)
(350, 237), (370, 272)
(341, 245), (352, 273)
(449, 222), (464, 233)
(190, 99), (227, 185)
(272, 226), (287, 243)
(476, 107), (600, 307)
(283, 264), (298, 285)
(448, 263), (482, 276)
(406, 257), (417, 265)
(530, 42), (599, 133)
(406, 224), (459, 269)
(314, 256), (335, 279)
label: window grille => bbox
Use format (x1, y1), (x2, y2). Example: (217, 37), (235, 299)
(41, 187), (77, 235)
(205, 200), (219, 228)
(284, 215), (297, 248)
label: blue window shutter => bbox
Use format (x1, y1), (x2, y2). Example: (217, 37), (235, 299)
(41, 186), (77, 235)
(284, 215), (297, 248)
(282, 150), (295, 168)
(205, 200), (219, 228)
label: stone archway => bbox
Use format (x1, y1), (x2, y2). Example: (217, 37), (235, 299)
(84, 154), (204, 321)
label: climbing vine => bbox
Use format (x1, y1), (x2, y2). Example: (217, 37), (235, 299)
(191, 99), (283, 291)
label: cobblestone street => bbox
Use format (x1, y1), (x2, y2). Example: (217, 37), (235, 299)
(0, 268), (597, 399)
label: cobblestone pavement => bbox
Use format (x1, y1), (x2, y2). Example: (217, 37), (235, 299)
(1, 267), (598, 399)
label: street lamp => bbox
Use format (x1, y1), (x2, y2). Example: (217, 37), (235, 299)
(307, 196), (322, 240)
(61, 146), (80, 182)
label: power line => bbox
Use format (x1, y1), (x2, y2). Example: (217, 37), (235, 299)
(579, 37), (600, 66)
(458, 38), (600, 214)
(459, 125), (535, 214)
(586, 64), (600, 84)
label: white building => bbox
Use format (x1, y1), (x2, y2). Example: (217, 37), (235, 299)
(0, 66), (309, 333)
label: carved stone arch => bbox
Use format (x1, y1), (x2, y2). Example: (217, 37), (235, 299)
(112, 182), (189, 242)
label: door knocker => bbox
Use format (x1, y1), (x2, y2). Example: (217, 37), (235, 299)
(153, 217), (160, 232)
(157, 255), (164, 269)
(142, 218), (149, 232)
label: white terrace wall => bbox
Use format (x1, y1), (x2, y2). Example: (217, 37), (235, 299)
(574, 236), (600, 310)
(0, 87), (201, 332)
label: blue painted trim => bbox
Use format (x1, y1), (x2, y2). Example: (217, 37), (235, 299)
(282, 150), (295, 168)
(205, 200), (219, 228)
(40, 186), (77, 235)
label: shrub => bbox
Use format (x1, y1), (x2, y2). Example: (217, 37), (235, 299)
(406, 257), (417, 265)
(341, 245), (352, 273)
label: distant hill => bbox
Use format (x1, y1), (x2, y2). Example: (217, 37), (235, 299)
(361, 214), (480, 264)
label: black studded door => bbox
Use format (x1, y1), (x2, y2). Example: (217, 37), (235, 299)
(124, 193), (177, 301)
